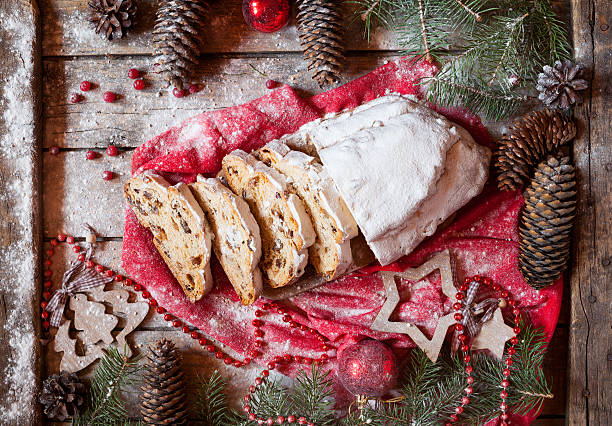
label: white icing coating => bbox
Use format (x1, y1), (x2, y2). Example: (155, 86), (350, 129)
(329, 239), (353, 280)
(297, 94), (490, 265)
(368, 137), (490, 264)
(287, 194), (316, 248)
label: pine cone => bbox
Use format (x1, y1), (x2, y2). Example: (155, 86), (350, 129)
(89, 0), (137, 40)
(153, 0), (208, 90)
(297, 0), (345, 87)
(140, 339), (188, 425)
(537, 60), (588, 110)
(495, 109), (576, 191)
(519, 156), (576, 289)
(39, 371), (86, 421)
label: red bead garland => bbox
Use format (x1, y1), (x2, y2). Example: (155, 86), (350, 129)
(41, 233), (331, 425)
(446, 275), (521, 425)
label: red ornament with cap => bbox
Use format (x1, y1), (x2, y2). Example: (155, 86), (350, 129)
(243, 0), (290, 33)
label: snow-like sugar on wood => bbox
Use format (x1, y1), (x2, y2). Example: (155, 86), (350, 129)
(302, 95), (491, 265)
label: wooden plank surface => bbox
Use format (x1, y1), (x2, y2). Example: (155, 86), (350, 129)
(0, 0), (42, 424)
(568, 0), (612, 424)
(32, 0), (592, 423)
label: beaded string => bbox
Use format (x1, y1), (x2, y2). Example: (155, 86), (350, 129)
(41, 234), (332, 425)
(447, 275), (521, 426)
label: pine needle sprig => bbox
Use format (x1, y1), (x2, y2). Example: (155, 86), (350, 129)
(349, 0), (396, 41)
(195, 370), (239, 426)
(290, 365), (336, 426)
(72, 347), (142, 426)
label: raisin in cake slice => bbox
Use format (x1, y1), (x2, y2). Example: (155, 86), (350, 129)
(222, 150), (315, 288)
(256, 141), (358, 280)
(124, 171), (213, 301)
(190, 176), (263, 305)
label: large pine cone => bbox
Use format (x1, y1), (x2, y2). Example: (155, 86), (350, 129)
(153, 0), (208, 90)
(140, 339), (188, 425)
(537, 60), (588, 110)
(519, 156), (576, 289)
(495, 109), (576, 191)
(89, 0), (137, 40)
(39, 371), (86, 421)
(297, 0), (345, 87)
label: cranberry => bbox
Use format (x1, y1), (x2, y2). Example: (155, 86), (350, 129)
(127, 68), (140, 79)
(265, 79), (277, 89)
(102, 170), (114, 180)
(133, 79), (145, 90)
(106, 145), (118, 156)
(103, 91), (116, 103)
(70, 93), (80, 103)
(86, 150), (96, 160)
(49, 146), (60, 155)
(172, 87), (184, 98)
(80, 81), (91, 91)
(188, 84), (199, 94)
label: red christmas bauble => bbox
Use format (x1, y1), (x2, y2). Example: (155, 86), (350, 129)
(337, 339), (398, 396)
(243, 0), (290, 33)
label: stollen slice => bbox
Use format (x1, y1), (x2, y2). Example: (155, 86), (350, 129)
(256, 141), (358, 280)
(124, 171), (214, 302)
(190, 176), (263, 305)
(222, 150), (316, 288)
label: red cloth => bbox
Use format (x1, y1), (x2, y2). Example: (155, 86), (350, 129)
(122, 57), (562, 423)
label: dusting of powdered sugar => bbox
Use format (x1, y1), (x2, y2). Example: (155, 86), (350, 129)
(0, 5), (40, 423)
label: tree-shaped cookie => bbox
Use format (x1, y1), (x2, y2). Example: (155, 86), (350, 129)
(69, 293), (118, 345)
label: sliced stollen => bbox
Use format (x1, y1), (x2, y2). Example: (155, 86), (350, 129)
(190, 176), (263, 305)
(256, 141), (358, 280)
(222, 150), (316, 288)
(124, 171), (214, 301)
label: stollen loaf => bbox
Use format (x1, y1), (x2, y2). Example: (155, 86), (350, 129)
(288, 94), (491, 265)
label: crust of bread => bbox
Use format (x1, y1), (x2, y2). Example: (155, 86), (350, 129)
(124, 171), (213, 301)
(222, 150), (315, 288)
(256, 141), (358, 280)
(190, 176), (263, 305)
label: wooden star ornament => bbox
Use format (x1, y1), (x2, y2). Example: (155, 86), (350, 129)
(471, 307), (515, 359)
(370, 250), (458, 362)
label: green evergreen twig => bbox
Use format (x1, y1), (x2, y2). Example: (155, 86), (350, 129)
(72, 347), (141, 426)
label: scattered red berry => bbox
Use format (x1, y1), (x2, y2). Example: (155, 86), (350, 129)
(70, 93), (80, 103)
(85, 150), (96, 160)
(102, 170), (114, 180)
(188, 84), (199, 94)
(172, 87), (184, 98)
(103, 91), (116, 103)
(133, 79), (145, 90)
(49, 146), (60, 155)
(80, 81), (91, 91)
(265, 79), (277, 89)
(106, 145), (118, 156)
(127, 68), (140, 79)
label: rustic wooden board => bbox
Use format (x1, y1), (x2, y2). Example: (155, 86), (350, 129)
(0, 0), (42, 424)
(568, 0), (612, 424)
(30, 0), (600, 422)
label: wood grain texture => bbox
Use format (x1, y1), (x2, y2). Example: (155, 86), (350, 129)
(40, 0), (398, 56)
(0, 0), (42, 424)
(568, 0), (612, 424)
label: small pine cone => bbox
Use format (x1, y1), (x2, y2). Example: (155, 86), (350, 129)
(153, 0), (208, 90)
(519, 156), (576, 289)
(537, 60), (589, 110)
(89, 0), (137, 40)
(495, 109), (576, 191)
(140, 339), (188, 425)
(297, 0), (345, 87)
(39, 371), (86, 421)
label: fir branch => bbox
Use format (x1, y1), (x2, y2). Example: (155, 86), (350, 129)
(72, 347), (141, 426)
(291, 365), (336, 426)
(195, 371), (238, 426)
(453, 0), (483, 22)
(416, 0), (432, 62)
